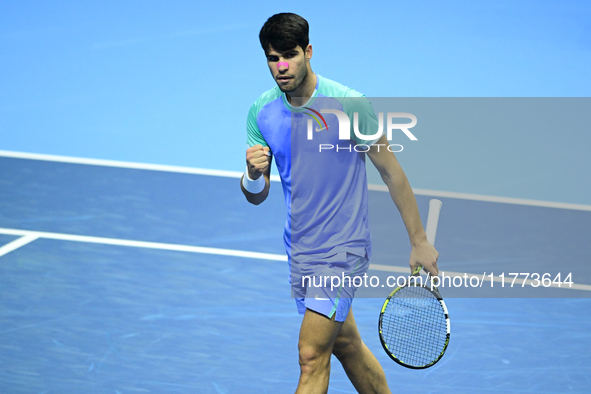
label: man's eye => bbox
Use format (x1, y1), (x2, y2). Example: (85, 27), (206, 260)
(268, 57), (278, 62)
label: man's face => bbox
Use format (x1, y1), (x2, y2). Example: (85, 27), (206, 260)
(266, 44), (311, 93)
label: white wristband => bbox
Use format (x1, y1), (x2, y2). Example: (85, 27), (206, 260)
(242, 165), (266, 194)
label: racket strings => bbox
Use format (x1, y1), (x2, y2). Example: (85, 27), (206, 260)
(381, 285), (448, 367)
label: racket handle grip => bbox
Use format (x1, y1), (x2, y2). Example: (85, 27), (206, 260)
(425, 199), (443, 246)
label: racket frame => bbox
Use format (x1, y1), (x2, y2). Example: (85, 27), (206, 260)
(377, 198), (450, 369)
(378, 278), (450, 369)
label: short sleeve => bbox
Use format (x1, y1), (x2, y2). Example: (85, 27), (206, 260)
(342, 94), (381, 146)
(246, 103), (269, 148)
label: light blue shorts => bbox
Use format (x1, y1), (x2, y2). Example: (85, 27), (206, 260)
(291, 252), (370, 322)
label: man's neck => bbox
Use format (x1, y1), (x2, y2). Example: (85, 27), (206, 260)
(287, 72), (317, 107)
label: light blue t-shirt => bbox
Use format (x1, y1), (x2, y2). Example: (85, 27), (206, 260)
(247, 75), (380, 262)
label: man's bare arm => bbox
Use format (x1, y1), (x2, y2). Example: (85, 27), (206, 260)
(366, 135), (439, 276)
(241, 144), (272, 205)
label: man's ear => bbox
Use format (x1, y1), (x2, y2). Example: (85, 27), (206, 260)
(305, 44), (313, 60)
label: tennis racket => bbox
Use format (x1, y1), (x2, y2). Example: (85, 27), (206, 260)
(378, 199), (450, 369)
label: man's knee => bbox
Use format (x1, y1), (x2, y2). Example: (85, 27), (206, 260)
(298, 341), (331, 373)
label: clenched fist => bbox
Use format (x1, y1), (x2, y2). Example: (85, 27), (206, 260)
(246, 144), (271, 180)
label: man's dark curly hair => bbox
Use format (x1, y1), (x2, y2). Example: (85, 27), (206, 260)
(259, 13), (309, 54)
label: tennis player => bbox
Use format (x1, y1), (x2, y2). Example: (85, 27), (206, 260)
(241, 13), (439, 393)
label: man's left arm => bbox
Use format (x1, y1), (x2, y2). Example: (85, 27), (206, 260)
(366, 135), (439, 276)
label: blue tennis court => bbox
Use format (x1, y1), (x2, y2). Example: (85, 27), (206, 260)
(2, 2), (590, 393)
(1, 154), (590, 393)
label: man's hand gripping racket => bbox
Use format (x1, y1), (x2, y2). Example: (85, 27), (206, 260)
(378, 199), (450, 369)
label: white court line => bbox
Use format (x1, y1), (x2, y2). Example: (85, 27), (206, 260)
(0, 150), (283, 181)
(368, 184), (591, 212)
(2, 150), (590, 211)
(369, 264), (591, 292)
(0, 228), (286, 262)
(0, 227), (589, 292)
(0, 234), (39, 257)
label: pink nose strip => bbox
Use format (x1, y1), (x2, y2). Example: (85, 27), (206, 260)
(277, 62), (289, 69)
